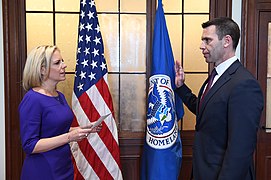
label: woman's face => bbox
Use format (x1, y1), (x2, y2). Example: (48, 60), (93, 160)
(47, 50), (67, 83)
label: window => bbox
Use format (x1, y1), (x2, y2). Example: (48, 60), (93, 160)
(25, 0), (209, 136)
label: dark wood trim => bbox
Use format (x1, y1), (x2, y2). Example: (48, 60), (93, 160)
(210, 0), (232, 19)
(119, 138), (144, 180)
(256, 9), (269, 176)
(208, 0), (232, 71)
(241, 1), (271, 180)
(179, 130), (194, 180)
(241, 0), (257, 73)
(3, 0), (26, 179)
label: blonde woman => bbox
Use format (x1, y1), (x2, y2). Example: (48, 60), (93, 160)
(19, 45), (100, 180)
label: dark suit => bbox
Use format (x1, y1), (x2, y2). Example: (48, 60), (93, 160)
(175, 60), (263, 180)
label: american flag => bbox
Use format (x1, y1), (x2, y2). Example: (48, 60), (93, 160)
(70, 0), (123, 179)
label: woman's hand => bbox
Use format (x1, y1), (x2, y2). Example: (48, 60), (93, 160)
(82, 123), (102, 133)
(68, 124), (102, 142)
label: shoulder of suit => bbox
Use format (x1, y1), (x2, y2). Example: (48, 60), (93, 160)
(227, 60), (242, 75)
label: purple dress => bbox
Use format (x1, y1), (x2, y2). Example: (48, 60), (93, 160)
(19, 89), (74, 180)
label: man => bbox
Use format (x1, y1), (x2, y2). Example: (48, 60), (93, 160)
(175, 17), (264, 180)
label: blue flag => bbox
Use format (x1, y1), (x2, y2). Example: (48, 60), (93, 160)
(141, 0), (184, 179)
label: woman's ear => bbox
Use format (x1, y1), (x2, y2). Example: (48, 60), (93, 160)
(41, 66), (46, 76)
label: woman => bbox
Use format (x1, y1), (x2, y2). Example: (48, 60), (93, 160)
(19, 45), (100, 180)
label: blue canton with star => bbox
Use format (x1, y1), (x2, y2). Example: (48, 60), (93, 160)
(74, 0), (108, 98)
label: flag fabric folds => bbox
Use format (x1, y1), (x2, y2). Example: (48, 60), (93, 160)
(70, 0), (123, 179)
(141, 0), (184, 179)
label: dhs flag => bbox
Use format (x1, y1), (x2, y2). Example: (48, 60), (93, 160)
(141, 0), (184, 179)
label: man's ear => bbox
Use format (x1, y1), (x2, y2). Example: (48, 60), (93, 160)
(223, 35), (232, 48)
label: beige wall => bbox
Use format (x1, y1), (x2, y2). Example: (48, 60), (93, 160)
(232, 0), (241, 59)
(0, 2), (6, 179)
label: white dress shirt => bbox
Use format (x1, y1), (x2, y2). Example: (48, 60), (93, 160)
(211, 56), (238, 87)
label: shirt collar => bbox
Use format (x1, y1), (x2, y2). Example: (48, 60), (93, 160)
(215, 56), (238, 76)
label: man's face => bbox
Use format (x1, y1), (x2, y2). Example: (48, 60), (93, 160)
(200, 25), (224, 66)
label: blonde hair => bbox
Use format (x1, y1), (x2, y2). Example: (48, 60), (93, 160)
(22, 45), (59, 91)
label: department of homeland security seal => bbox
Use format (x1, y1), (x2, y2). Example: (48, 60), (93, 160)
(146, 74), (178, 149)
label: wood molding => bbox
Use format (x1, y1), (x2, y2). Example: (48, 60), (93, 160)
(3, 0), (26, 179)
(242, 1), (271, 180)
(208, 0), (232, 71)
(241, 0), (257, 73)
(210, 0), (232, 19)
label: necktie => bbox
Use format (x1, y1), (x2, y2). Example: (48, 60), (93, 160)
(199, 68), (217, 109)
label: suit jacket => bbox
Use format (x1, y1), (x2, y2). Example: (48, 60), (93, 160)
(175, 60), (264, 180)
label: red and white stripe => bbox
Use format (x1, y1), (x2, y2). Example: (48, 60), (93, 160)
(71, 74), (123, 180)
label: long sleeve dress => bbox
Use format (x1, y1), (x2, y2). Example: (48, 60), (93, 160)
(19, 89), (74, 180)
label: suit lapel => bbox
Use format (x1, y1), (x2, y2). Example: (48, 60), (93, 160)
(196, 60), (241, 129)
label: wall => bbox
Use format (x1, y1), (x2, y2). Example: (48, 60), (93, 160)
(0, 2), (6, 180)
(232, 0), (242, 59)
(0, 1), (242, 179)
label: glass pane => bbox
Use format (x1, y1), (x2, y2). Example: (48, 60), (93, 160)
(182, 73), (207, 130)
(55, 14), (78, 72)
(121, 0), (146, 13)
(120, 15), (146, 72)
(120, 74), (146, 132)
(184, 0), (209, 13)
(162, 0), (182, 13)
(184, 15), (209, 72)
(26, 13), (53, 53)
(96, 0), (118, 12)
(99, 14), (119, 72)
(26, 0), (53, 11)
(55, 0), (79, 12)
(165, 15), (182, 63)
(58, 73), (120, 126)
(182, 106), (196, 130)
(266, 23), (271, 132)
(57, 73), (75, 107)
(108, 74), (120, 125)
